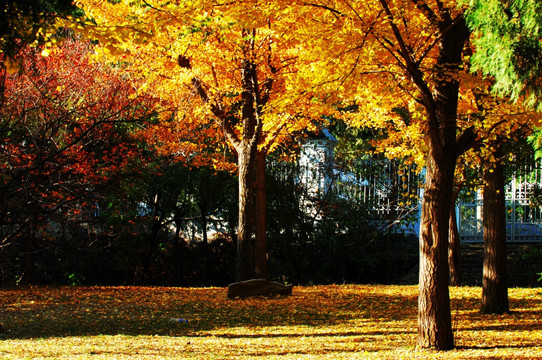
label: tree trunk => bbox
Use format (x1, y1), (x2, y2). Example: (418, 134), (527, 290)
(417, 151), (456, 350)
(183, 53), (269, 283)
(449, 190), (462, 286)
(236, 146), (267, 281)
(235, 58), (268, 282)
(253, 150), (267, 279)
(413, 12), (470, 349)
(482, 155), (509, 314)
(236, 146), (256, 281)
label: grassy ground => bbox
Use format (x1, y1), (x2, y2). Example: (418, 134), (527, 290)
(0, 285), (540, 359)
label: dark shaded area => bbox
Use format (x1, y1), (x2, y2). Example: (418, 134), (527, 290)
(460, 243), (542, 287)
(0, 0), (77, 58)
(227, 279), (293, 298)
(0, 286), (419, 340)
(1, 158), (418, 287)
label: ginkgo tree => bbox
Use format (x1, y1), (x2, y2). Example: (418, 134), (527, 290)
(70, 0), (331, 282)
(293, 0), (542, 349)
(289, 0), (472, 350)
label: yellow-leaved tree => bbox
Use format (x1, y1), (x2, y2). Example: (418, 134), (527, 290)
(287, 0), (542, 350)
(291, 0), (542, 349)
(289, 0), (470, 349)
(70, 0), (330, 282)
(366, 60), (540, 312)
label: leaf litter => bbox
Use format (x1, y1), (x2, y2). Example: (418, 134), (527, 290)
(0, 285), (540, 359)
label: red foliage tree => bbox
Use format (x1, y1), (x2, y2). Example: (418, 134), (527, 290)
(0, 38), (153, 283)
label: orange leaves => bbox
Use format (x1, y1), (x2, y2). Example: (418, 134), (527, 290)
(1, 285), (540, 358)
(72, 0), (336, 168)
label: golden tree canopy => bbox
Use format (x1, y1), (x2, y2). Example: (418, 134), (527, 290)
(70, 0), (334, 168)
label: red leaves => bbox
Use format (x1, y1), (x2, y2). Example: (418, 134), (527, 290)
(0, 38), (153, 238)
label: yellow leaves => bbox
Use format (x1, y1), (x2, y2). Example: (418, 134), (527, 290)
(2, 58), (21, 75)
(70, 0), (338, 168)
(1, 286), (541, 359)
(40, 47), (52, 57)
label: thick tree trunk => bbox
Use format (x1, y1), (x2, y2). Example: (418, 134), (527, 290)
(236, 145), (268, 281)
(449, 191), (462, 286)
(417, 152), (456, 350)
(482, 156), (509, 314)
(235, 58), (268, 281)
(413, 12), (470, 349)
(236, 148), (267, 281)
(253, 150), (267, 279)
(236, 147), (256, 281)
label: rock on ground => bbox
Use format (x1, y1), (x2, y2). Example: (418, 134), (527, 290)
(227, 279), (293, 299)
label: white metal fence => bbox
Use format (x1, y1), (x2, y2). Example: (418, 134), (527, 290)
(458, 159), (542, 243)
(274, 139), (542, 243)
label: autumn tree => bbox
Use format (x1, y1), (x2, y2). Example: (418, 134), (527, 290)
(71, 0), (329, 281)
(466, 0), (542, 313)
(0, 38), (152, 283)
(293, 0), (542, 347)
(289, 1), (473, 349)
(460, 106), (535, 315)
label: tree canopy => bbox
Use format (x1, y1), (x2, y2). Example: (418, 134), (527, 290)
(0, 38), (152, 272)
(466, 0), (542, 111)
(70, 0), (336, 281)
(70, 0), (330, 160)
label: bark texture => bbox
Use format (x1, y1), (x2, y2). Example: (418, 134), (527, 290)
(236, 147), (256, 281)
(236, 147), (267, 281)
(414, 15), (470, 349)
(417, 152), (455, 350)
(481, 156), (509, 314)
(449, 191), (462, 286)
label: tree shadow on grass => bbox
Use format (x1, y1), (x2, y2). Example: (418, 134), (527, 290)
(190, 329), (413, 339)
(458, 321), (542, 332)
(0, 286), (419, 340)
(456, 345), (542, 350)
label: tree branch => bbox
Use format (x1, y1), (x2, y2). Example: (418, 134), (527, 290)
(178, 55), (241, 150)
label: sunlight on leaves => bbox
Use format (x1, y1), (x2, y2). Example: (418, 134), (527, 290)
(0, 285), (540, 359)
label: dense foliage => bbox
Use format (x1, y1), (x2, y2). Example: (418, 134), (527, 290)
(467, 0), (542, 111)
(0, 39), (154, 284)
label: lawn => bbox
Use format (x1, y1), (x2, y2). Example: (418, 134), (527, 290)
(0, 285), (540, 359)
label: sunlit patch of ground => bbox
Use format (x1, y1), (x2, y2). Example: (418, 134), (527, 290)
(1, 285), (540, 359)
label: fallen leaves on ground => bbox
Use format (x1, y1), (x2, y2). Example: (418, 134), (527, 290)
(0, 285), (540, 359)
